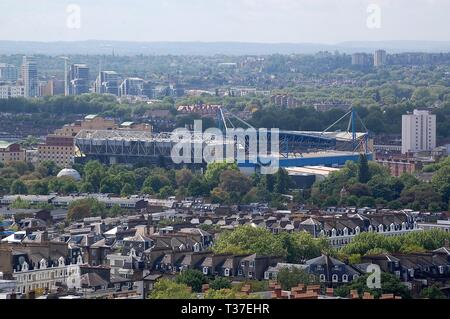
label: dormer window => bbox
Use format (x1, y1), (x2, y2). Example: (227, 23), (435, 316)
(342, 274), (348, 282)
(319, 274), (326, 282)
(332, 274), (338, 283)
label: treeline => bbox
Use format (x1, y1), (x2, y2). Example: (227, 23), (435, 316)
(309, 155), (450, 212)
(0, 94), (175, 118)
(0, 160), (294, 209)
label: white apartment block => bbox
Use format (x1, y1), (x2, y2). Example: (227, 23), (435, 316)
(374, 50), (387, 67)
(12, 255), (84, 294)
(402, 109), (436, 154)
(0, 85), (25, 99)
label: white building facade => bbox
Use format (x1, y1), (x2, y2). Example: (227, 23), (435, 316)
(402, 110), (436, 154)
(12, 255), (83, 294)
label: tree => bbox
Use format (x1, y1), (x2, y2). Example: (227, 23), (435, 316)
(274, 168), (291, 194)
(175, 168), (193, 187)
(358, 153), (370, 183)
(277, 231), (325, 263)
(204, 162), (238, 188)
(175, 270), (208, 293)
(67, 198), (107, 221)
(210, 187), (229, 204)
(277, 267), (315, 290)
(100, 176), (121, 194)
(83, 161), (106, 192)
(10, 180), (27, 194)
(212, 225), (286, 257)
(187, 176), (210, 197)
(420, 285), (446, 299)
(219, 170), (252, 195)
(28, 180), (49, 195)
(143, 175), (171, 193)
(10, 197), (31, 209)
(121, 183), (135, 197)
(158, 185), (175, 199)
(150, 279), (196, 299)
(67, 201), (91, 221)
(37, 161), (59, 177)
(209, 277), (232, 291)
(347, 272), (411, 299)
(109, 204), (124, 217)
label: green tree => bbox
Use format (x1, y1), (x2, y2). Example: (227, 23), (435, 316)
(83, 161), (106, 192)
(175, 270), (208, 293)
(274, 168), (291, 194)
(121, 183), (135, 197)
(204, 162), (238, 188)
(358, 153), (370, 183)
(209, 277), (232, 291)
(277, 267), (315, 291)
(10, 180), (27, 194)
(212, 225), (286, 257)
(347, 272), (411, 299)
(143, 175), (171, 193)
(175, 168), (194, 187)
(420, 285), (446, 299)
(10, 197), (31, 209)
(150, 279), (196, 299)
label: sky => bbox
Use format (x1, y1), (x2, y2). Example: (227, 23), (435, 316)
(0, 0), (449, 43)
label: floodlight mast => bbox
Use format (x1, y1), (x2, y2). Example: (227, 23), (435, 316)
(59, 56), (70, 96)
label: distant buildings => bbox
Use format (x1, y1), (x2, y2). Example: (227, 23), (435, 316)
(37, 135), (75, 168)
(374, 50), (387, 67)
(0, 85), (25, 99)
(351, 53), (372, 66)
(0, 141), (26, 164)
(402, 109), (436, 154)
(69, 64), (90, 95)
(0, 63), (18, 82)
(21, 56), (39, 98)
(119, 77), (153, 97)
(95, 71), (121, 95)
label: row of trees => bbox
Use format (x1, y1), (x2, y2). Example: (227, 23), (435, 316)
(1, 159), (294, 208)
(309, 154), (450, 211)
(212, 225), (329, 263)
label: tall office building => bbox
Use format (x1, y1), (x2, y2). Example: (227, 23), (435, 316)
(119, 77), (153, 97)
(95, 71), (120, 95)
(0, 63), (18, 82)
(69, 64), (90, 95)
(402, 110), (436, 154)
(21, 56), (38, 98)
(374, 50), (387, 67)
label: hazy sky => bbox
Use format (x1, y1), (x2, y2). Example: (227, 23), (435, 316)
(0, 0), (449, 43)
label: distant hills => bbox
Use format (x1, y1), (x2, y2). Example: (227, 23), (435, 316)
(1, 40), (450, 56)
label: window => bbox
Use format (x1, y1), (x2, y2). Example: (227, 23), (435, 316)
(238, 269), (243, 276)
(224, 268), (230, 277)
(319, 274), (326, 282)
(332, 274), (338, 283)
(249, 261), (255, 268)
(342, 274), (348, 283)
(248, 271), (253, 278)
(203, 267), (209, 275)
